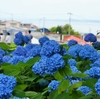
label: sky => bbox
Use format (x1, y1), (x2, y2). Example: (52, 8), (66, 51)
(0, 0), (100, 34)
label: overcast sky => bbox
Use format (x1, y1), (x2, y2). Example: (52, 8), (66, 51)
(0, 0), (100, 34)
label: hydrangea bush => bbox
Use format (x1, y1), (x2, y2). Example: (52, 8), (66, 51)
(0, 35), (100, 99)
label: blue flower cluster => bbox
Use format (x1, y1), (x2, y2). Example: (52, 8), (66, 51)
(68, 58), (80, 73)
(90, 58), (100, 67)
(25, 43), (37, 50)
(14, 32), (24, 45)
(92, 41), (100, 49)
(79, 44), (98, 61)
(40, 40), (60, 57)
(0, 74), (16, 99)
(71, 79), (80, 85)
(23, 35), (30, 44)
(12, 46), (27, 57)
(67, 39), (78, 47)
(85, 67), (100, 78)
(0, 48), (5, 63)
(48, 80), (60, 92)
(32, 54), (65, 76)
(39, 36), (49, 46)
(95, 79), (100, 95)
(8, 56), (25, 65)
(77, 86), (91, 95)
(68, 44), (82, 58)
(26, 45), (41, 57)
(84, 33), (97, 42)
(2, 56), (11, 62)
(10, 96), (27, 99)
(68, 59), (76, 66)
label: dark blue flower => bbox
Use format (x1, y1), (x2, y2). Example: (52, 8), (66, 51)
(84, 33), (97, 42)
(9, 96), (27, 99)
(14, 38), (23, 45)
(67, 39), (78, 47)
(23, 35), (30, 44)
(92, 41), (100, 50)
(39, 36), (49, 46)
(15, 32), (23, 39)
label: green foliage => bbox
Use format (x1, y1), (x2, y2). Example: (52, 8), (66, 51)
(56, 25), (62, 34)
(49, 27), (57, 32)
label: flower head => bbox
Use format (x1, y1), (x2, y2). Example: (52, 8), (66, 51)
(84, 33), (97, 42)
(67, 39), (78, 47)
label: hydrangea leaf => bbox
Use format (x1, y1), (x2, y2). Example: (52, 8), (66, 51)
(58, 80), (69, 94)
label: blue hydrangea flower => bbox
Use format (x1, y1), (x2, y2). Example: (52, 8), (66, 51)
(25, 43), (37, 50)
(70, 66), (80, 73)
(77, 86), (91, 95)
(79, 44), (98, 61)
(32, 56), (48, 76)
(71, 79), (80, 85)
(92, 41), (100, 49)
(2, 56), (11, 62)
(0, 48), (5, 56)
(68, 59), (76, 66)
(12, 46), (27, 57)
(40, 40), (60, 57)
(67, 44), (82, 58)
(85, 67), (100, 78)
(84, 33), (97, 42)
(26, 45), (41, 57)
(67, 39), (78, 47)
(0, 74), (16, 99)
(10, 96), (27, 99)
(48, 80), (60, 92)
(59, 47), (67, 55)
(14, 38), (23, 45)
(8, 56), (25, 65)
(23, 35), (30, 44)
(95, 79), (100, 95)
(15, 32), (23, 38)
(39, 36), (49, 46)
(90, 58), (100, 67)
(32, 54), (65, 76)
(46, 53), (65, 74)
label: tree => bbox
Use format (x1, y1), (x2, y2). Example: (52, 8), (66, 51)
(56, 26), (62, 34)
(49, 27), (57, 32)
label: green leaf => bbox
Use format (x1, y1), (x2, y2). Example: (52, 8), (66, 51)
(49, 90), (58, 99)
(14, 84), (28, 91)
(55, 92), (69, 99)
(68, 82), (82, 94)
(14, 90), (26, 98)
(82, 78), (97, 91)
(59, 66), (72, 77)
(69, 73), (88, 78)
(1, 65), (21, 76)
(58, 80), (69, 94)
(31, 93), (43, 99)
(54, 71), (64, 81)
(25, 91), (37, 97)
(79, 96), (92, 99)
(0, 42), (10, 50)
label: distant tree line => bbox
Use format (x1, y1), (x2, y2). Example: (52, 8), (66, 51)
(49, 24), (80, 35)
